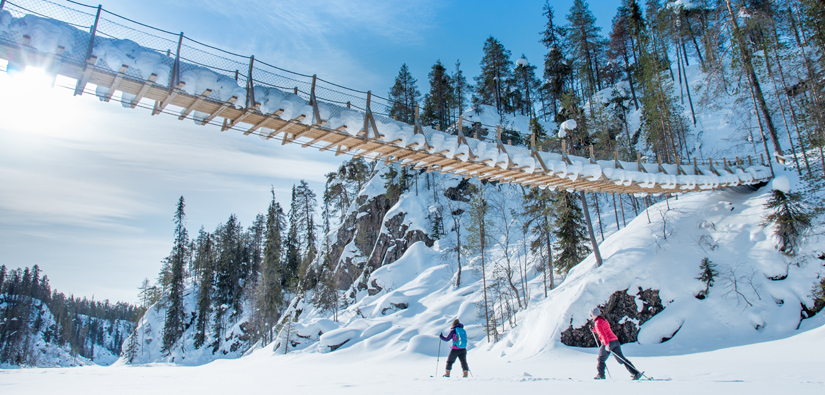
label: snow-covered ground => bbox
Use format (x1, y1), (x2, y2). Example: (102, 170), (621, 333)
(1, 315), (822, 394)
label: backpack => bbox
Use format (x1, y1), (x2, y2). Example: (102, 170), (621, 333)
(454, 327), (468, 349)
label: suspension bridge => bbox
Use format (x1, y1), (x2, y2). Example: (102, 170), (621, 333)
(0, 0), (773, 195)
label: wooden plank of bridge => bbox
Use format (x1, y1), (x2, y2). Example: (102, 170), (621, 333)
(302, 126), (347, 148)
(130, 74), (157, 109)
(178, 89), (212, 120)
(101, 65), (129, 103)
(200, 96), (237, 125)
(283, 120), (328, 144)
(74, 56), (98, 96)
(221, 102), (261, 131)
(321, 135), (353, 152)
(245, 109), (284, 135)
(266, 114), (306, 139)
(152, 81), (186, 115)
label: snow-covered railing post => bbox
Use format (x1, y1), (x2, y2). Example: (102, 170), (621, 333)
(74, 4), (101, 96)
(170, 32), (183, 90)
(636, 152), (647, 173)
(362, 90), (372, 140)
(309, 74), (321, 125)
(152, 32), (185, 116)
(245, 55), (255, 109)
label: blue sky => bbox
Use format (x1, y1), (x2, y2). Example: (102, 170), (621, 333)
(0, 0), (622, 303)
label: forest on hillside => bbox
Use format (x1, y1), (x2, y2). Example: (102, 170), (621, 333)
(0, 265), (144, 366)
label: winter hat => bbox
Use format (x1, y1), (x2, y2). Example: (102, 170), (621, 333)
(590, 307), (602, 317)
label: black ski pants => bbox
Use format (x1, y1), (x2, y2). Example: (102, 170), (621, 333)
(597, 340), (639, 376)
(445, 348), (469, 371)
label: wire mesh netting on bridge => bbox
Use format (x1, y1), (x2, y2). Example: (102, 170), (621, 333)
(0, 0), (774, 193)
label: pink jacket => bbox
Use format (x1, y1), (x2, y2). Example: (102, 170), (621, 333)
(593, 316), (618, 345)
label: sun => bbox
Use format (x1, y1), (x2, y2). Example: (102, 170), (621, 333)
(0, 61), (87, 137)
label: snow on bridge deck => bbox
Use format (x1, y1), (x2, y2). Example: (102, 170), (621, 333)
(0, 0), (772, 195)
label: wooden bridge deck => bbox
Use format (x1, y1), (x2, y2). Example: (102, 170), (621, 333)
(0, 40), (772, 195)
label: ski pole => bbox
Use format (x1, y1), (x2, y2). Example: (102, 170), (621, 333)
(606, 347), (650, 380)
(435, 336), (442, 377)
(592, 328), (649, 380)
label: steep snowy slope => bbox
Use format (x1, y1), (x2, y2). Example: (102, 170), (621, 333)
(265, 164), (822, 362)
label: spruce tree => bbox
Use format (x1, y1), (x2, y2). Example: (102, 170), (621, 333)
(473, 36), (513, 116)
(193, 230), (215, 349)
(762, 189), (812, 256)
(551, 190), (591, 274)
(541, 2), (572, 120)
(162, 196), (188, 355)
(696, 257), (718, 299)
(421, 60), (454, 131)
(388, 64), (421, 123)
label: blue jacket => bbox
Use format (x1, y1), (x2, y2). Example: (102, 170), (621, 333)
(439, 323), (466, 349)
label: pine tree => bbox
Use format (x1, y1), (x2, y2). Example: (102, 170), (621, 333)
(247, 213), (266, 285)
(513, 55), (540, 117)
(212, 214), (243, 352)
(253, 189), (285, 344)
(723, 0), (784, 157)
(551, 190), (591, 274)
(162, 196), (188, 355)
(473, 36), (513, 116)
(523, 187), (555, 296)
(464, 184), (496, 342)
(567, 0), (605, 97)
(294, 181), (319, 290)
(451, 60), (471, 123)
(283, 186), (302, 291)
(421, 60), (454, 131)
(762, 189), (812, 256)
(388, 64), (421, 123)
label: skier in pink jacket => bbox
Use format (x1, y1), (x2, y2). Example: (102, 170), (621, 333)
(591, 307), (642, 380)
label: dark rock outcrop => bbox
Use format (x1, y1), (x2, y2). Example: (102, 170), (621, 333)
(560, 288), (665, 347)
(444, 179), (474, 202)
(330, 194), (395, 289)
(330, 192), (434, 293)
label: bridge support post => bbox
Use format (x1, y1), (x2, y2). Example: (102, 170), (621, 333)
(580, 191), (603, 267)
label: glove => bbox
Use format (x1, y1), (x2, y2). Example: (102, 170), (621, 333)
(439, 332), (443, 337)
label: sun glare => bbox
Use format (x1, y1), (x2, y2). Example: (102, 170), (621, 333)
(0, 63), (87, 137)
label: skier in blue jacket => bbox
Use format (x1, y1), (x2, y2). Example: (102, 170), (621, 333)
(439, 319), (469, 377)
